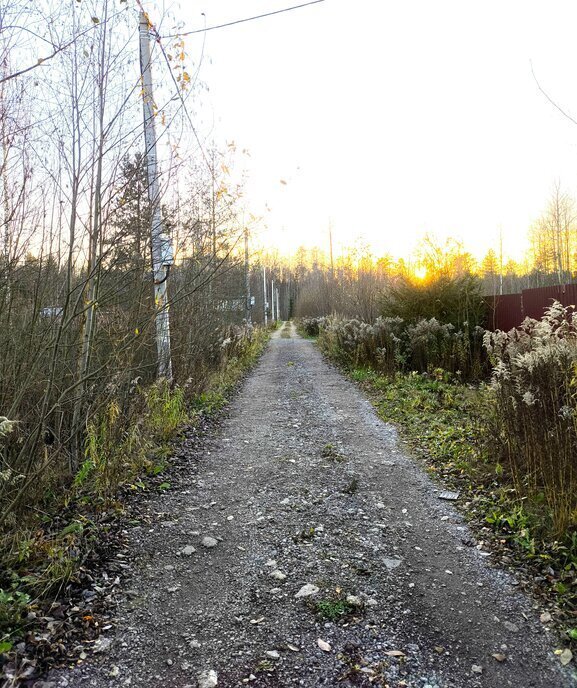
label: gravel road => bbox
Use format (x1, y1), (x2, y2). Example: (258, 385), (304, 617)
(48, 322), (574, 688)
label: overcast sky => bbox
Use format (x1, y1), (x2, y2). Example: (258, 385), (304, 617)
(150, 0), (577, 262)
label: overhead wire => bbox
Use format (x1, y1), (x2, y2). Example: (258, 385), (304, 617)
(161, 0), (327, 38)
(135, 0), (328, 175)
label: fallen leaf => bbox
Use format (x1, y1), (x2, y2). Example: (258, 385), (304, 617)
(492, 653), (506, 662)
(384, 650), (405, 657)
(540, 612), (552, 624)
(317, 638), (331, 652)
(560, 648), (573, 666)
(287, 644), (300, 652)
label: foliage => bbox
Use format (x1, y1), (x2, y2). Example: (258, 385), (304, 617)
(382, 270), (487, 331)
(312, 587), (357, 622)
(315, 598), (353, 622)
(0, 324), (270, 643)
(317, 301), (577, 617)
(315, 315), (486, 380)
(0, 587), (30, 638)
(484, 301), (577, 535)
(298, 316), (329, 338)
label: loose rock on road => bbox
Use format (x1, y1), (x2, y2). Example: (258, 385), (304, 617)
(50, 321), (574, 687)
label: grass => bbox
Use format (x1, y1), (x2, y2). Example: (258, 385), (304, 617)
(315, 598), (353, 621)
(321, 443), (346, 462)
(311, 587), (359, 622)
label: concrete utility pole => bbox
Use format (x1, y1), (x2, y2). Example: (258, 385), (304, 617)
(276, 287), (280, 321)
(498, 226), (503, 296)
(263, 266), (268, 326)
(328, 219), (334, 280)
(244, 226), (251, 324)
(139, 12), (174, 381)
(271, 279), (276, 321)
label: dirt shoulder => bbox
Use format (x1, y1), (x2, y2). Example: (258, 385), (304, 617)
(44, 322), (575, 687)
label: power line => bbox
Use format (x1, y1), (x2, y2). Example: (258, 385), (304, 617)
(161, 0), (327, 39)
(135, 0), (213, 175)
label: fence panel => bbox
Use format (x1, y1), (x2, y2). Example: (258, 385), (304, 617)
(489, 283), (577, 331)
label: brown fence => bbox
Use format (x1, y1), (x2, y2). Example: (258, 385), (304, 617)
(487, 283), (577, 331)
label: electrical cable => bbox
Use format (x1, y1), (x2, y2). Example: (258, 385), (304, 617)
(161, 0), (327, 38)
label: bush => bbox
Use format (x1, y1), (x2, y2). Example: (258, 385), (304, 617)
(382, 271), (487, 330)
(299, 317), (329, 338)
(317, 315), (485, 380)
(484, 301), (577, 535)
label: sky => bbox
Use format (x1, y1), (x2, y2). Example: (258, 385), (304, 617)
(149, 0), (577, 263)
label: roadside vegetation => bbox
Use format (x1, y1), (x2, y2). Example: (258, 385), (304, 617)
(0, 2), (291, 676)
(0, 326), (270, 668)
(298, 297), (577, 647)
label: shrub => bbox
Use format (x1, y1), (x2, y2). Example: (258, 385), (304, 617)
(484, 301), (577, 535)
(317, 315), (485, 380)
(382, 271), (487, 330)
(299, 316), (329, 338)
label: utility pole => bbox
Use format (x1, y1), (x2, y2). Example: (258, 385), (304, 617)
(263, 266), (268, 326)
(276, 287), (280, 322)
(498, 226), (503, 296)
(139, 12), (174, 381)
(328, 219), (334, 280)
(207, 146), (216, 304)
(211, 148), (216, 258)
(271, 278), (276, 321)
(244, 226), (251, 324)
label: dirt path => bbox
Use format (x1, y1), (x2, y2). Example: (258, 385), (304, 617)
(49, 322), (573, 688)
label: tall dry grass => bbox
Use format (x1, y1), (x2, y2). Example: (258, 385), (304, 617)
(484, 301), (577, 535)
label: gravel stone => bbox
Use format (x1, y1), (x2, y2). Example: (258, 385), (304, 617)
(294, 583), (319, 598)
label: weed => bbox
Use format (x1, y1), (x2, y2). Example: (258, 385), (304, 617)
(343, 477), (359, 494)
(484, 301), (577, 535)
(0, 587), (30, 637)
(147, 382), (188, 442)
(321, 443), (346, 462)
(312, 587), (358, 623)
(293, 526), (316, 543)
(316, 598), (352, 621)
(255, 659), (275, 673)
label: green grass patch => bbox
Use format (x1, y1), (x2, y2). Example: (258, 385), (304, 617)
(315, 598), (353, 621)
(311, 587), (359, 623)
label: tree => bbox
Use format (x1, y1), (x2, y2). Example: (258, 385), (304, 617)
(481, 249), (499, 295)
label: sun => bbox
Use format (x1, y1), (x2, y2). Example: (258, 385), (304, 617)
(413, 265), (428, 281)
